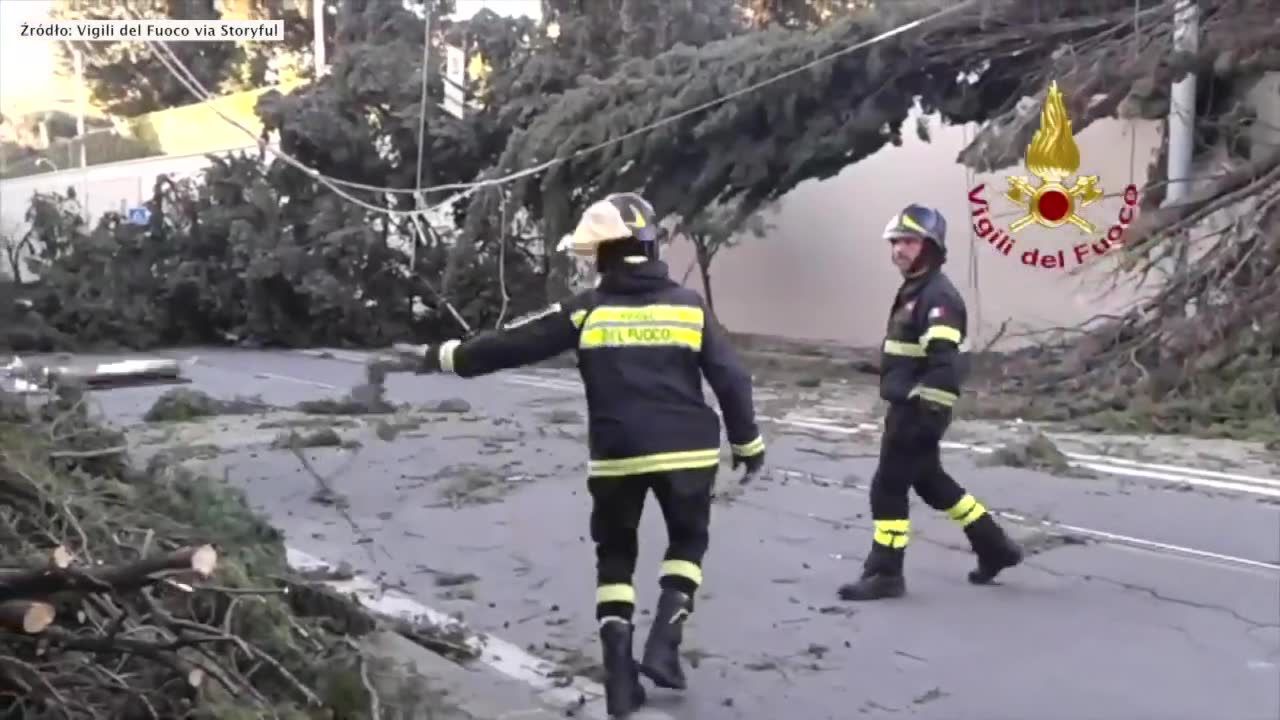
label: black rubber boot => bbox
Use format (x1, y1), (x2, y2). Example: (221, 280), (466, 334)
(600, 619), (646, 717)
(963, 514), (1024, 585)
(837, 544), (906, 601)
(639, 589), (691, 689)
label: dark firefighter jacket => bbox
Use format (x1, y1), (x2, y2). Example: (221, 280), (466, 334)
(879, 268), (969, 410)
(435, 258), (765, 477)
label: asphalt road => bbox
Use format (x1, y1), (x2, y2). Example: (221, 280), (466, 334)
(68, 347), (1280, 720)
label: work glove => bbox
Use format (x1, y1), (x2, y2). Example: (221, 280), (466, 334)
(391, 343), (442, 374)
(912, 398), (951, 444)
(732, 450), (765, 485)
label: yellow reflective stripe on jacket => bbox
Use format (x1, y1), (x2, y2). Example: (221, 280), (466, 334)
(589, 304), (704, 325)
(909, 386), (958, 407)
(570, 309), (588, 328)
(580, 325), (703, 351)
(579, 304), (705, 351)
(589, 448), (721, 477)
(873, 519), (909, 549)
(883, 339), (926, 357)
(731, 435), (765, 457)
(921, 324), (962, 345)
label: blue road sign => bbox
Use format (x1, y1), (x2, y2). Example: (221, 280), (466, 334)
(127, 206), (151, 225)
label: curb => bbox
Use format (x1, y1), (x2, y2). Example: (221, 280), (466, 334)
(361, 631), (565, 720)
(285, 547), (618, 720)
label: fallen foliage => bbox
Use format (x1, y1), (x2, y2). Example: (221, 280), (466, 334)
(968, 169), (1280, 442)
(0, 380), (442, 718)
(977, 432), (1092, 478)
(143, 388), (270, 423)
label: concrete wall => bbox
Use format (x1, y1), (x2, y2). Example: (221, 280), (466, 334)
(0, 148), (252, 239)
(664, 113), (1165, 349)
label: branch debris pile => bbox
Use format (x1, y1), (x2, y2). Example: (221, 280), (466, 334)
(968, 152), (1280, 440)
(0, 381), (443, 719)
(953, 1), (1280, 442)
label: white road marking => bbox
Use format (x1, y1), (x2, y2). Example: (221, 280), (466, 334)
(285, 547), (658, 720)
(505, 376), (579, 391)
(297, 348), (377, 364)
(783, 415), (878, 433)
(1060, 452), (1280, 489)
(498, 373), (1280, 499)
(785, 408), (1280, 490)
(1031, 519), (1280, 573)
(772, 469), (1280, 573)
(254, 371), (340, 390)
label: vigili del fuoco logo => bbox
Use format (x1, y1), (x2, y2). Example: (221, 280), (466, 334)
(967, 81), (1141, 270)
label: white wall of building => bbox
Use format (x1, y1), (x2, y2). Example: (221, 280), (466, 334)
(664, 114), (1165, 349)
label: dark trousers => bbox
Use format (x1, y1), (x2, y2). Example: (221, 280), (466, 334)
(866, 402), (991, 575)
(588, 466), (715, 621)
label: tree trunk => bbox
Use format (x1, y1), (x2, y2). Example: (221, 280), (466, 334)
(542, 190), (574, 303)
(693, 239), (716, 318)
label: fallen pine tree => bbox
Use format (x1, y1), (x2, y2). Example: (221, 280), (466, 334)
(0, 380), (454, 718)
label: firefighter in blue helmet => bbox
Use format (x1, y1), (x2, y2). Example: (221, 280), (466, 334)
(838, 204), (1023, 602)
(400, 192), (766, 717)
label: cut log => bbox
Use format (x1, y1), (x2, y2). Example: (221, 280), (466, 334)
(50, 545), (73, 569)
(0, 600), (55, 633)
(0, 544), (218, 602)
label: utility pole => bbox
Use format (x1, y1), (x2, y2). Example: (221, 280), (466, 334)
(1164, 0), (1198, 281)
(312, 0), (326, 78)
(71, 43), (88, 221)
(415, 1), (432, 191)
(72, 46), (86, 170)
(412, 1), (433, 276)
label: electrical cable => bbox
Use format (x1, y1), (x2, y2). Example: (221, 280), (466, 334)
(494, 188), (511, 329)
(142, 38), (475, 219)
(411, 1), (435, 274)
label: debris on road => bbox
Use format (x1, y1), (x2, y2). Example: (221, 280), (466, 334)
(978, 431), (1093, 477)
(436, 464), (533, 507)
(272, 426), (348, 449)
(427, 397), (472, 414)
(296, 363), (397, 416)
(539, 408), (582, 424)
(144, 387), (269, 422)
(373, 417), (424, 441)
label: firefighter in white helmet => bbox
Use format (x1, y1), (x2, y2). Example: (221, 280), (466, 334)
(402, 192), (765, 717)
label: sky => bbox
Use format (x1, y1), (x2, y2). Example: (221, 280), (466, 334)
(0, 1), (63, 116)
(451, 1), (541, 21)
